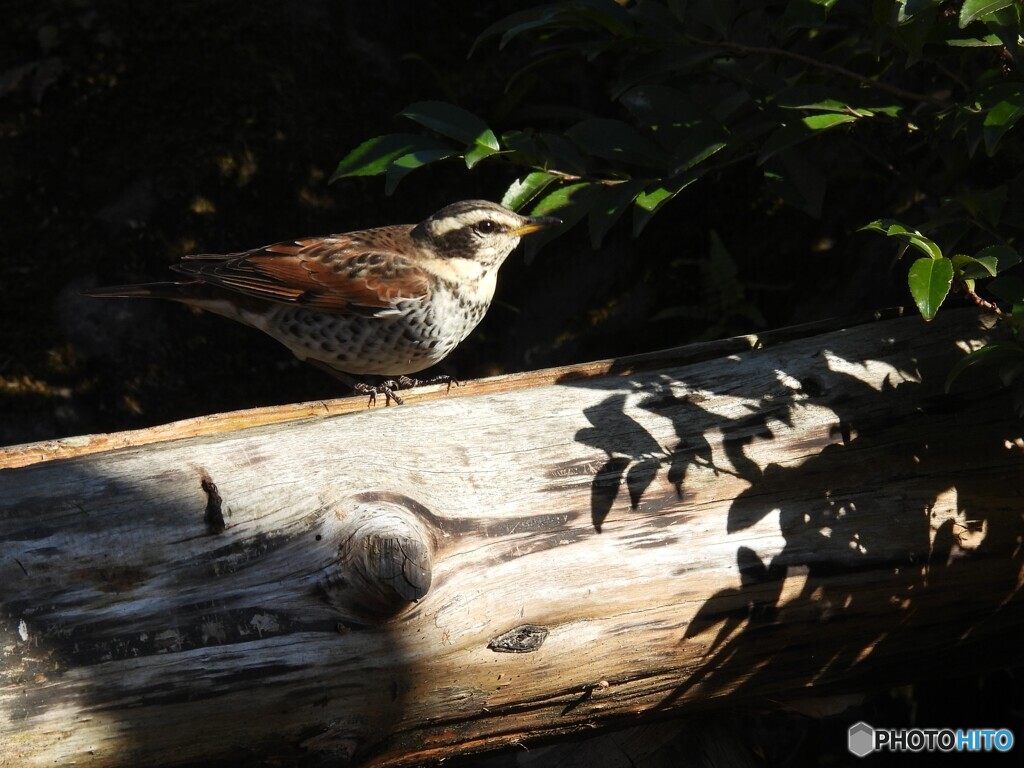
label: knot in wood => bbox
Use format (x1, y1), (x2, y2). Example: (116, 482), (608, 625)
(488, 624), (549, 653)
(324, 493), (437, 616)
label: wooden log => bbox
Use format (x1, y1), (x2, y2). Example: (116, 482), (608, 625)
(1, 307), (1022, 767)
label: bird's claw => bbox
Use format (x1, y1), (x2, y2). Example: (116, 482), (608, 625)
(353, 374), (459, 407)
(354, 382), (405, 408)
(396, 374), (461, 395)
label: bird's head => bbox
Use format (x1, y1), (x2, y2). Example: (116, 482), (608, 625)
(411, 200), (561, 268)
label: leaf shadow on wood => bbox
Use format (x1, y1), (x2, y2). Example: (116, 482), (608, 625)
(561, 312), (1024, 712)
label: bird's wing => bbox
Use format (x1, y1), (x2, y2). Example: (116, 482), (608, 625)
(170, 227), (430, 316)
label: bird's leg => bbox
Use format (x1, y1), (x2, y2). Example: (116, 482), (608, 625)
(395, 374), (461, 395)
(354, 381), (404, 407)
(305, 360), (405, 406)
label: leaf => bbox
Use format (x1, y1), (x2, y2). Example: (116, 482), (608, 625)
(472, 6), (561, 54)
(501, 172), (557, 210)
(464, 143), (502, 169)
(501, 130), (541, 162)
(977, 244), (1022, 272)
(635, 185), (675, 213)
(946, 33), (1004, 46)
(538, 132), (588, 175)
(982, 88), (1024, 156)
(946, 253), (995, 280)
(861, 219), (944, 260)
(563, 0), (636, 37)
(907, 256), (953, 321)
(758, 122), (813, 164)
(331, 134), (454, 181)
(952, 185), (1007, 227)
(764, 150), (826, 218)
(898, 0), (941, 22)
(524, 183), (599, 261)
(945, 343), (1024, 393)
(951, 253), (999, 280)
(588, 179), (647, 248)
(632, 176), (697, 236)
(959, 0), (1015, 28)
(802, 113), (858, 130)
(384, 149), (458, 195)
(400, 101), (500, 150)
(620, 85), (729, 171)
(566, 118), (670, 169)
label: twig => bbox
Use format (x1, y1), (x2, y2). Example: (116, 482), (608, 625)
(689, 37), (950, 109)
(961, 284), (1006, 318)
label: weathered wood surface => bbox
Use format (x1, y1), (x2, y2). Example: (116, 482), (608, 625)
(1, 307), (1023, 767)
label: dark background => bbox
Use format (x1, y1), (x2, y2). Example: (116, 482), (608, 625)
(1, 3), (1020, 766)
(0, 0), (906, 446)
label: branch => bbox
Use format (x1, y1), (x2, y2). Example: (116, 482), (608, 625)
(689, 37), (950, 109)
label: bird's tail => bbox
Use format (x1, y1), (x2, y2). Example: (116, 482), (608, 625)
(82, 281), (202, 301)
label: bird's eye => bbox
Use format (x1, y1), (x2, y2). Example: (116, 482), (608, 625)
(474, 220), (498, 235)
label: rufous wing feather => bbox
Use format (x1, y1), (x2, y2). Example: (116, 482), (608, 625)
(170, 229), (431, 315)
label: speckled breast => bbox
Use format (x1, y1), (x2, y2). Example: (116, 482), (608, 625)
(260, 287), (490, 376)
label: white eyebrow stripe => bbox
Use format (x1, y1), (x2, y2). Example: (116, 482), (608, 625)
(428, 209), (522, 236)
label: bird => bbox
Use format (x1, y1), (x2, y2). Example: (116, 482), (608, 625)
(86, 200), (560, 405)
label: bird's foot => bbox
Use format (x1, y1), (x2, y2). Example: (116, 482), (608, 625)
(395, 374), (461, 395)
(353, 381), (405, 407)
(347, 373), (459, 407)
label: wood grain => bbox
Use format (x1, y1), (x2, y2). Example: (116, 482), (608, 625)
(1, 307), (1022, 767)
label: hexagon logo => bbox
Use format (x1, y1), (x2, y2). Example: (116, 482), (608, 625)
(848, 721), (875, 757)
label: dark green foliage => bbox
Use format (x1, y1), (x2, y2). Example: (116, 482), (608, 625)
(335, 0), (1022, 243)
(335, 0), (1024, 406)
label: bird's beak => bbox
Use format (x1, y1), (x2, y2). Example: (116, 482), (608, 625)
(510, 215), (562, 237)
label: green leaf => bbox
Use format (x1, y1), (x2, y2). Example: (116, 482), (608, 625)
(539, 133), (588, 175)
(464, 144), (502, 169)
(632, 176), (697, 236)
(588, 179), (647, 248)
(566, 118), (670, 168)
(982, 89), (1024, 156)
(472, 6), (560, 54)
(524, 183), (598, 261)
(977, 244), (1022, 272)
(960, 0), (1015, 28)
(861, 219), (944, 260)
(501, 130), (541, 162)
(619, 85), (728, 172)
(946, 33), (1004, 46)
(384, 149), (458, 195)
(945, 343), (1024, 393)
(951, 185), (1007, 227)
(635, 185), (675, 212)
(331, 134), (455, 181)
(907, 256), (953, 321)
(400, 101), (500, 150)
(897, 0), (942, 22)
(951, 253), (999, 280)
(802, 113), (858, 130)
(501, 172), (557, 210)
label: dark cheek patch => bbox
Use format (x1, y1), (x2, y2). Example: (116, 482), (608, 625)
(440, 228), (475, 257)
